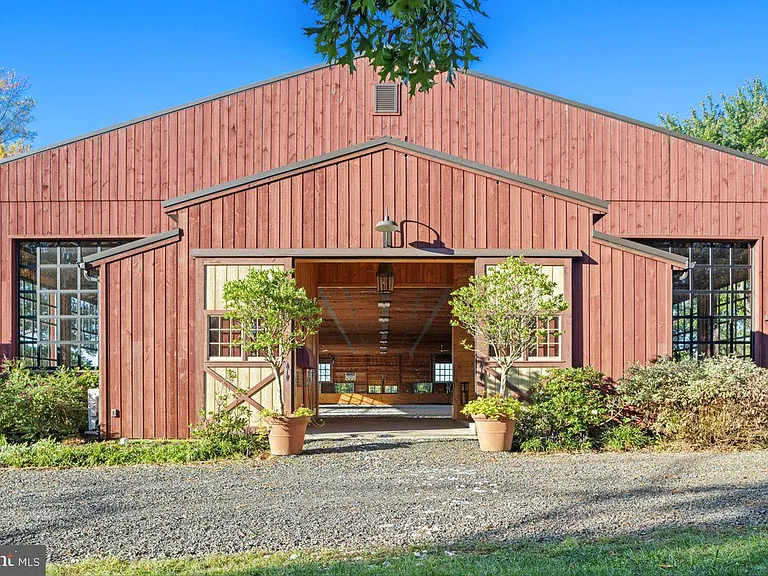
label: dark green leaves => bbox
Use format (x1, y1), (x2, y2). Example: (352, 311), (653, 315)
(303, 0), (488, 95)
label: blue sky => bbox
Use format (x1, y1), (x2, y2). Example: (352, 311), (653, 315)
(3, 0), (767, 148)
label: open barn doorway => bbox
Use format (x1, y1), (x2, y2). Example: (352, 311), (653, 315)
(293, 260), (476, 422)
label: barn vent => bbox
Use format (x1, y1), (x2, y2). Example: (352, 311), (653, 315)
(374, 83), (399, 114)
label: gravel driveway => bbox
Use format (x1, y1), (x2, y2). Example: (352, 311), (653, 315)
(1, 439), (767, 561)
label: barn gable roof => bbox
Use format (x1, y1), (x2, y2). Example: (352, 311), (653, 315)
(160, 135), (611, 213)
(3, 62), (767, 167)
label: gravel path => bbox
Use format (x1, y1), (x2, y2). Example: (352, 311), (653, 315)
(1, 439), (767, 561)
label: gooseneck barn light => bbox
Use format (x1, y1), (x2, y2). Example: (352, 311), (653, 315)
(375, 210), (399, 248)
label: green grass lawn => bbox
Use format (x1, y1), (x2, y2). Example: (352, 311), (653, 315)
(49, 528), (768, 576)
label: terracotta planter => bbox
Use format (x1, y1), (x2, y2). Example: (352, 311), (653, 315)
(265, 415), (311, 455)
(472, 414), (515, 452)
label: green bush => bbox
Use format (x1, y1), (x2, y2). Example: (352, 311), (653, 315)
(618, 355), (768, 447)
(515, 367), (613, 451)
(190, 389), (266, 455)
(601, 422), (652, 451)
(0, 360), (96, 442)
(0, 436), (268, 468)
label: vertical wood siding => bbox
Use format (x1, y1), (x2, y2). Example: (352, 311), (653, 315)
(1, 63), (765, 350)
(0, 62), (759, 437)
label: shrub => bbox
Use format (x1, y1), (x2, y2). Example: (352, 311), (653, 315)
(515, 367), (613, 451)
(190, 390), (266, 455)
(0, 360), (96, 442)
(0, 436), (268, 468)
(601, 422), (652, 451)
(618, 355), (768, 447)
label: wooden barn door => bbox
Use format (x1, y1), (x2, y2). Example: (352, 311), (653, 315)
(452, 262), (476, 418)
(473, 257), (571, 397)
(199, 258), (294, 424)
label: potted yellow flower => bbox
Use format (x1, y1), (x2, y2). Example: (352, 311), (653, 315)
(461, 395), (522, 452)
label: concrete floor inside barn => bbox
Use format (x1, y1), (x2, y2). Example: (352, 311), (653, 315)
(305, 416), (475, 440)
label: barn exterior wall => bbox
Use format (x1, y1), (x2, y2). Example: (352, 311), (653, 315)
(0, 61), (760, 438)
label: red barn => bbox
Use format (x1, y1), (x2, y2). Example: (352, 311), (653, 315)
(1, 62), (763, 438)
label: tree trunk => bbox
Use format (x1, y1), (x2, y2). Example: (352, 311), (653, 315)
(498, 363), (510, 397)
(272, 366), (285, 415)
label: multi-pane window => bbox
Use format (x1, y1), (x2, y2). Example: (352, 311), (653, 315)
(334, 382), (354, 393)
(18, 241), (120, 369)
(206, 314), (270, 360)
(384, 385), (398, 393)
(367, 384), (383, 394)
(318, 362), (331, 383)
(644, 241), (752, 359)
(434, 362), (453, 383)
(207, 315), (242, 359)
(528, 317), (562, 360)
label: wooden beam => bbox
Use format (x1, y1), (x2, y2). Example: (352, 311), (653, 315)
(409, 288), (452, 355)
(319, 287), (356, 354)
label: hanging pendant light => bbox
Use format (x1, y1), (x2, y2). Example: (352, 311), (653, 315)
(376, 263), (395, 294)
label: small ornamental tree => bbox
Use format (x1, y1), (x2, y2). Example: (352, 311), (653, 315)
(222, 268), (322, 415)
(450, 256), (568, 396)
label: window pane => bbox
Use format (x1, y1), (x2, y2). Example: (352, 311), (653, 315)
(692, 243), (710, 266)
(79, 292), (98, 315)
(60, 267), (79, 290)
(81, 318), (99, 342)
(37, 246), (58, 265)
(712, 245), (730, 265)
(733, 246), (750, 265)
(38, 267), (58, 290)
(60, 246), (80, 264)
(732, 268), (750, 290)
(691, 268), (709, 291)
(711, 268), (730, 291)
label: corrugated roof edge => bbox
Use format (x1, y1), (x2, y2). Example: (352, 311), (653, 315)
(4, 61), (766, 168)
(79, 228), (181, 267)
(160, 135), (611, 212)
(592, 230), (689, 267)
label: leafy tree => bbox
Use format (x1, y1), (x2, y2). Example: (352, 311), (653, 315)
(222, 268), (322, 415)
(0, 68), (36, 159)
(659, 77), (768, 159)
(303, 0), (487, 95)
(450, 256), (568, 397)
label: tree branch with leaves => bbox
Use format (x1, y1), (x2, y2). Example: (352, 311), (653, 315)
(0, 68), (36, 159)
(660, 76), (768, 159)
(450, 257), (568, 397)
(223, 267), (322, 415)
(303, 0), (487, 95)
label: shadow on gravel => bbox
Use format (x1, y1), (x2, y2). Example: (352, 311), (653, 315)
(301, 442), (411, 455)
(448, 478), (768, 547)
